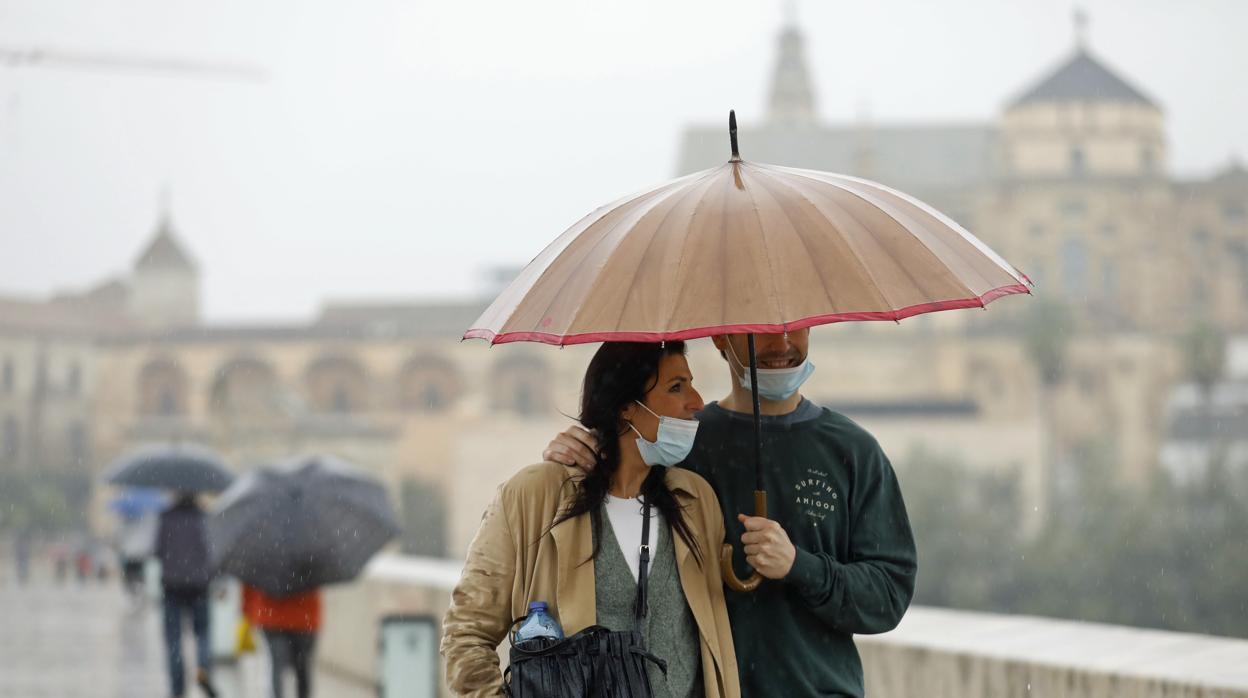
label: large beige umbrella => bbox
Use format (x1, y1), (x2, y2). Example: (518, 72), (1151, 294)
(466, 112), (1031, 591)
(466, 118), (1029, 346)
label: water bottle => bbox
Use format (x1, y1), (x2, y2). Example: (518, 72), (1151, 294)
(515, 601), (564, 642)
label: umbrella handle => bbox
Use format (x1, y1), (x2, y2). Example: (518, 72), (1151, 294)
(721, 490), (767, 593)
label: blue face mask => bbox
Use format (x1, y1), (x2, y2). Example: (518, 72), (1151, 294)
(628, 400), (699, 467)
(727, 340), (815, 401)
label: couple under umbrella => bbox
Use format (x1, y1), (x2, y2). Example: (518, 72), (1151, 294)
(443, 112), (1030, 697)
(106, 447), (399, 698)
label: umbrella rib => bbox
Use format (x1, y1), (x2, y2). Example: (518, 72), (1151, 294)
(834, 177), (992, 299)
(481, 173), (699, 341)
(754, 172), (841, 316)
(569, 167), (723, 337)
(740, 163), (788, 323)
(847, 172), (1028, 285)
(779, 167), (992, 302)
(653, 170), (726, 332)
(770, 172), (899, 314)
(563, 184), (695, 337)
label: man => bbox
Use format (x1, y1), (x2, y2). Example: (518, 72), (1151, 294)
(545, 330), (917, 697)
(154, 493), (219, 698)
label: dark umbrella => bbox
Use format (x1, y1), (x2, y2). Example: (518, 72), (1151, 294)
(105, 444), (234, 494)
(208, 455), (401, 597)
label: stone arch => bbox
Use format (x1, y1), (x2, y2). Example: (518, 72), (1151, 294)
(398, 354), (461, 413)
(137, 358), (189, 416)
(305, 354), (371, 414)
(209, 356), (282, 419)
(491, 354), (551, 417)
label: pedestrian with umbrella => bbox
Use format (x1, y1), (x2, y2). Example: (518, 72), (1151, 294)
(208, 455), (400, 698)
(105, 444), (232, 698)
(468, 112), (1031, 697)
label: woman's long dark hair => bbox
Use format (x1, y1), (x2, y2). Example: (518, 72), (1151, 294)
(551, 341), (703, 566)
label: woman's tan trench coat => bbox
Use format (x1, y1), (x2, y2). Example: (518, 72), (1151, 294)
(440, 462), (741, 698)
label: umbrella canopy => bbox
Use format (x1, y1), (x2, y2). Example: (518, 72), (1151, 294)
(208, 455), (401, 597)
(467, 118), (1028, 346)
(105, 444), (234, 494)
(465, 111), (1031, 592)
(107, 487), (169, 519)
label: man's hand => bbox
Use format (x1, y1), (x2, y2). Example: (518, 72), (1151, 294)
(542, 425), (599, 469)
(739, 514), (796, 580)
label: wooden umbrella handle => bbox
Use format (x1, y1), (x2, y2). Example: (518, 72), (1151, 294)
(721, 490), (768, 592)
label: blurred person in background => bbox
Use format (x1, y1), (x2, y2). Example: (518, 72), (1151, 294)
(13, 529), (32, 586)
(155, 492), (219, 698)
(51, 540), (69, 583)
(242, 583), (322, 698)
(115, 512), (158, 606)
(74, 538), (93, 584)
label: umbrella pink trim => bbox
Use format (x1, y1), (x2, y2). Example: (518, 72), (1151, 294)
(464, 282), (1033, 346)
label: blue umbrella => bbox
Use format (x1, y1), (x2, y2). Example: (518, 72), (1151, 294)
(108, 488), (169, 519)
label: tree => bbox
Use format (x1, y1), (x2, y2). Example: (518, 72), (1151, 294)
(1020, 297), (1075, 534)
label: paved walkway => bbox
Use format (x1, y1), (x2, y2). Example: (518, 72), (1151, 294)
(0, 575), (369, 698)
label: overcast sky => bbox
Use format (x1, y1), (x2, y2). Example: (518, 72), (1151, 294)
(2, 0), (1245, 322)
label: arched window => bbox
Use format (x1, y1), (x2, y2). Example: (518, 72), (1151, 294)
(2, 415), (18, 463)
(68, 422), (88, 466)
(210, 358), (281, 419)
(1061, 237), (1088, 296)
(1070, 145), (1086, 176)
(398, 355), (460, 413)
(492, 354), (551, 418)
(1101, 259), (1119, 295)
(66, 363), (82, 396)
(138, 359), (189, 416)
(2, 358), (14, 393)
(305, 355), (370, 414)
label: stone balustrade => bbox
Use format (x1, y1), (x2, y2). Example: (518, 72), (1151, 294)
(319, 554), (1248, 698)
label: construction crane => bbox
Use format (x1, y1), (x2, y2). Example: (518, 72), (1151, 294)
(0, 46), (267, 82)
(0, 44), (265, 477)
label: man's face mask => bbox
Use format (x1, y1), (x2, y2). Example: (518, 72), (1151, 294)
(628, 400), (699, 467)
(726, 338), (815, 401)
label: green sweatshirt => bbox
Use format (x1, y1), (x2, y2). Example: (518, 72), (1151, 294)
(683, 401), (917, 698)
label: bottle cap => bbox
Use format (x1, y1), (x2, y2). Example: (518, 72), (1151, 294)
(527, 601), (548, 612)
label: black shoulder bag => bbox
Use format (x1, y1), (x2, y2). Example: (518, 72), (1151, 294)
(503, 500), (667, 698)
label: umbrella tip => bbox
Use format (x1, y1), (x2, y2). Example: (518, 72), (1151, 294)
(729, 110), (740, 161)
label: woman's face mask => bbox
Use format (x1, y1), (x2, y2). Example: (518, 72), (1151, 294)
(628, 400), (699, 467)
(726, 339), (815, 401)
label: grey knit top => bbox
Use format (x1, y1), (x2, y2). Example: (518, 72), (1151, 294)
(595, 507), (703, 698)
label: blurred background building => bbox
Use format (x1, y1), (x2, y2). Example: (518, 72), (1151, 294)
(10, 14), (1241, 541)
(1, 9), (1245, 650)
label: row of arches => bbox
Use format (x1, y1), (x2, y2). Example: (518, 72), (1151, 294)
(137, 353), (551, 418)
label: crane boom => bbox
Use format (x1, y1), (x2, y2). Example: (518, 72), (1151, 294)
(0, 47), (266, 82)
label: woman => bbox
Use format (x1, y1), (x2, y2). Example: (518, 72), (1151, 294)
(242, 583), (321, 698)
(441, 341), (739, 698)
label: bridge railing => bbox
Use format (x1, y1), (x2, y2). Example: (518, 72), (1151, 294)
(320, 554), (1248, 698)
